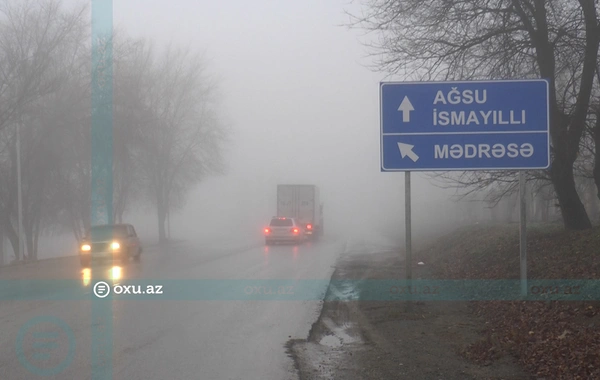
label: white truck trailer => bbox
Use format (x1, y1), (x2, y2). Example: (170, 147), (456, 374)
(276, 184), (323, 240)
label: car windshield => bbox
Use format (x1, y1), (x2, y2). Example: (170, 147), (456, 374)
(87, 225), (128, 240)
(270, 218), (293, 227)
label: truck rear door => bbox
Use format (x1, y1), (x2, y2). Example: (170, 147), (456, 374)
(297, 185), (316, 224)
(277, 185), (295, 217)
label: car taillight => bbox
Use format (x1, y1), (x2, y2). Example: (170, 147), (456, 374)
(292, 228), (299, 234)
(264, 228), (270, 234)
(306, 224), (312, 230)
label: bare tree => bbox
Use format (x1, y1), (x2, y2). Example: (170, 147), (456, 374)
(0, 3), (228, 258)
(112, 33), (150, 223)
(0, 0), (86, 132)
(50, 58), (92, 244)
(137, 43), (228, 243)
(0, 0), (87, 260)
(348, 0), (600, 230)
(589, 65), (600, 206)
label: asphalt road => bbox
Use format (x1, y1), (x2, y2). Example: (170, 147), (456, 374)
(0, 235), (351, 380)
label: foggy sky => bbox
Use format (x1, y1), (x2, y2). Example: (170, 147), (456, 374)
(57, 0), (462, 244)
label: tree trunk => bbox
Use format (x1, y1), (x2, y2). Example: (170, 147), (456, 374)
(532, 192), (540, 222)
(113, 187), (124, 224)
(158, 210), (167, 243)
(527, 189), (534, 222)
(25, 200), (42, 261)
(157, 196), (167, 243)
(71, 211), (81, 242)
(2, 216), (19, 261)
(593, 110), (600, 208)
(587, 181), (600, 224)
(514, 0), (595, 230)
(534, 190), (548, 223)
(7, 136), (19, 260)
(33, 218), (40, 260)
(505, 195), (517, 223)
(550, 156), (592, 230)
(23, 204), (35, 261)
(490, 203), (498, 223)
(82, 206), (90, 233)
(114, 209), (123, 224)
(167, 210), (171, 239)
(31, 212), (41, 260)
(25, 222), (34, 261)
(541, 197), (549, 222)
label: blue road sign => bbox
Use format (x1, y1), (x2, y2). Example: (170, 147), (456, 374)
(380, 80), (550, 171)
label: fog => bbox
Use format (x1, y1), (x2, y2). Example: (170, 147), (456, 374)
(25, 0), (479, 259)
(137, 0), (467, 244)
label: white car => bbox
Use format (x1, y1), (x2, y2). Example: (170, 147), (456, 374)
(264, 217), (306, 245)
(79, 224), (142, 267)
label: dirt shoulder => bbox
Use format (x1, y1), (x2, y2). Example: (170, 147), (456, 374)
(288, 223), (600, 380)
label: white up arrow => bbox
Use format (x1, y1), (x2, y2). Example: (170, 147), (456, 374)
(397, 96), (414, 122)
(397, 142), (419, 162)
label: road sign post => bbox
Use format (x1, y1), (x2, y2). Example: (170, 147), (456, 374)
(380, 80), (550, 301)
(405, 171), (412, 311)
(519, 171), (527, 296)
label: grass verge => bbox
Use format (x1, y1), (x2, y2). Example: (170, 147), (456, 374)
(421, 222), (600, 379)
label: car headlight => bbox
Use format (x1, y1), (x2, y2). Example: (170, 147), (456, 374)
(82, 268), (91, 286)
(111, 266), (122, 280)
(81, 244), (91, 251)
(110, 241), (120, 250)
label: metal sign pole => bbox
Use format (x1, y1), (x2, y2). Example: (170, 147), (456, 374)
(405, 171), (412, 310)
(519, 171), (527, 296)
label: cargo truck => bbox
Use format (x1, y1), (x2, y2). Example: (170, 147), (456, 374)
(276, 184), (323, 240)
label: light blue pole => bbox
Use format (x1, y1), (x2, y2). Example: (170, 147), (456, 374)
(91, 1), (113, 379)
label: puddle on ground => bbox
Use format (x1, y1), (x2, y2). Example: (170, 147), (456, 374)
(319, 319), (359, 347)
(319, 335), (342, 347)
(328, 282), (361, 301)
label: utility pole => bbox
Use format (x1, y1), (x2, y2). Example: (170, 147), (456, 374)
(16, 120), (24, 261)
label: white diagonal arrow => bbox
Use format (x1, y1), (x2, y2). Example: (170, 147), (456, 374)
(397, 142), (419, 162)
(397, 96), (414, 122)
